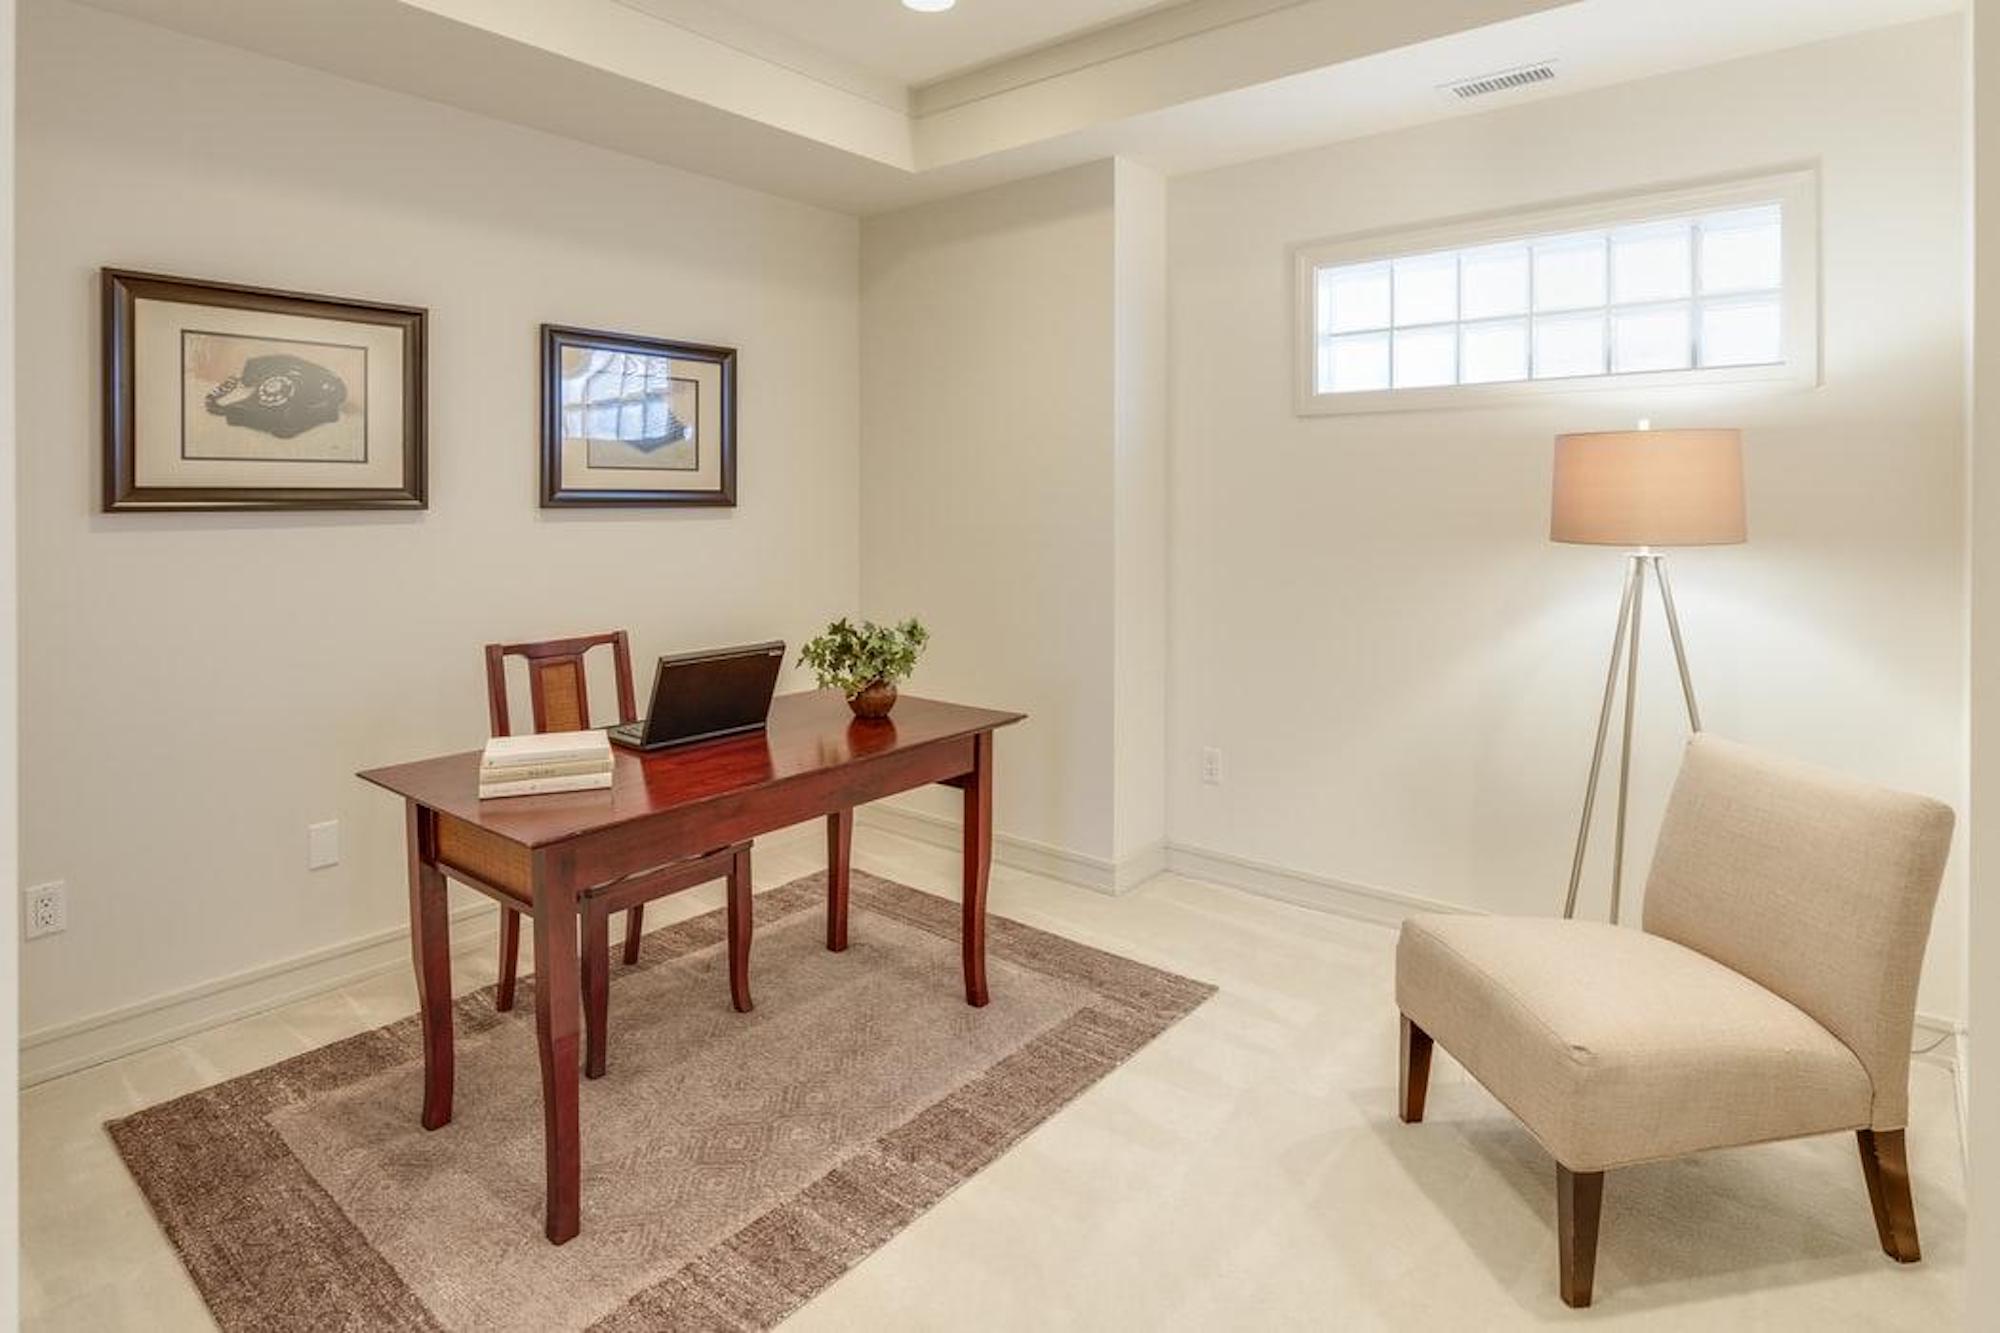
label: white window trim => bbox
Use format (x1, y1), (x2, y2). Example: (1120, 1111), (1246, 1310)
(1291, 167), (1820, 416)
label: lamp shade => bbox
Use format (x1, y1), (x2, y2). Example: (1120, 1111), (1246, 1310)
(1550, 428), (1746, 547)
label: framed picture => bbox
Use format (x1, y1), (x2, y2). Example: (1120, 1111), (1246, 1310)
(102, 269), (427, 512)
(541, 324), (737, 508)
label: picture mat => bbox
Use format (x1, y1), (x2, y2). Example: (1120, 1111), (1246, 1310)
(133, 297), (408, 490)
(558, 350), (723, 494)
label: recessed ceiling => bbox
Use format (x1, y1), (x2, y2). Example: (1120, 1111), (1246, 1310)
(70, 0), (1964, 214)
(699, 0), (1187, 86)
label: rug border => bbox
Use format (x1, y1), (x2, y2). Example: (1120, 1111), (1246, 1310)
(107, 872), (1215, 1332)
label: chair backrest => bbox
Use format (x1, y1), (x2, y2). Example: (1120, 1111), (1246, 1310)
(1641, 735), (1954, 1130)
(484, 631), (638, 738)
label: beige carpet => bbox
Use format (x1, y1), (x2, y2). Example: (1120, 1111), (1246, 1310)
(108, 871), (1213, 1331)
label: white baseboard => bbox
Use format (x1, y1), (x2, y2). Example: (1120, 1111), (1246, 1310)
(1163, 838), (1965, 1078)
(19, 900), (501, 1087)
(854, 804), (1164, 895)
(19, 820), (826, 1088)
(1164, 840), (1468, 927)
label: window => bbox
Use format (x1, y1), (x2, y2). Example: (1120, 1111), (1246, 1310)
(1294, 171), (1817, 414)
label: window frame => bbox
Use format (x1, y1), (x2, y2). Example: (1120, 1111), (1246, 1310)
(1291, 168), (1820, 416)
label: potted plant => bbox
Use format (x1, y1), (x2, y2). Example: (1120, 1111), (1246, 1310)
(800, 617), (930, 719)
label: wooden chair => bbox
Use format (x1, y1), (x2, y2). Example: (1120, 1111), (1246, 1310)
(484, 631), (753, 1078)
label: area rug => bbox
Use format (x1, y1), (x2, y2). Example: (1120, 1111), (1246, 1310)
(108, 870), (1214, 1331)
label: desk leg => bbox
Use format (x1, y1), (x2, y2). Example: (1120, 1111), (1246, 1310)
(962, 732), (993, 1008)
(405, 803), (453, 1130)
(729, 843), (755, 1013)
(582, 900), (610, 1081)
(826, 808), (853, 952)
(531, 851), (583, 1245)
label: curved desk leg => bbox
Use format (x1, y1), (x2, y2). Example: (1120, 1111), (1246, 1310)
(406, 802), (453, 1131)
(531, 849), (583, 1245)
(826, 809), (853, 952)
(962, 732), (993, 1008)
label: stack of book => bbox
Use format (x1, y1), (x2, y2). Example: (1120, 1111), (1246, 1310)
(478, 729), (614, 799)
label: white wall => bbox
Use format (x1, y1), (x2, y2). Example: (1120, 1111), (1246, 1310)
(860, 163), (1121, 864)
(1, 0), (21, 1302)
(1168, 18), (1970, 1019)
(1112, 160), (1169, 867)
(858, 160), (1170, 880)
(16, 0), (861, 1044)
(1966, 0), (1998, 1313)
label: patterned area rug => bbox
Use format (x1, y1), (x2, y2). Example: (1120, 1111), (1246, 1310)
(109, 871), (1213, 1331)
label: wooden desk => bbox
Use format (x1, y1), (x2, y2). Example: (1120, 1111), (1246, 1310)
(359, 690), (1025, 1244)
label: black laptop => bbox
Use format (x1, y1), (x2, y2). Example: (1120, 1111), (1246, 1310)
(607, 641), (786, 752)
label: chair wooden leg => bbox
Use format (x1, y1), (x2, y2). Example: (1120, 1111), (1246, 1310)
(1399, 1015), (1433, 1124)
(496, 907), (521, 1012)
(582, 903), (610, 1080)
(1857, 1129), (1922, 1263)
(1557, 1165), (1605, 1309)
(727, 844), (754, 1013)
(623, 905), (645, 966)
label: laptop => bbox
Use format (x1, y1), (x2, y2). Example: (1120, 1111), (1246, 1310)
(607, 640), (786, 752)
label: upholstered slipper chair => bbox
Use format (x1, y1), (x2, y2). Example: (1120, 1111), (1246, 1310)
(1395, 736), (1953, 1308)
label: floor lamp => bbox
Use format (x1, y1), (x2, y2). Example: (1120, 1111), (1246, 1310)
(1551, 427), (1746, 923)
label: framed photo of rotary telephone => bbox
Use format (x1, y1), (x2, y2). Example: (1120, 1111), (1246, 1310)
(102, 269), (427, 511)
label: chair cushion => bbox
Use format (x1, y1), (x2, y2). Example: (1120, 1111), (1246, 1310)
(1395, 914), (1872, 1172)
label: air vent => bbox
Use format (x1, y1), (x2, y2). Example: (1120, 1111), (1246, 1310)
(1443, 62), (1556, 100)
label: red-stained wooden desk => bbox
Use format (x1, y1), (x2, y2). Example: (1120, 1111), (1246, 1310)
(358, 690), (1025, 1244)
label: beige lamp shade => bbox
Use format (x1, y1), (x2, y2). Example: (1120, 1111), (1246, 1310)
(1550, 428), (1746, 547)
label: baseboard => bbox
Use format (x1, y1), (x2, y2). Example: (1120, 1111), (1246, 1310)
(854, 804), (1164, 895)
(1165, 839), (1965, 1077)
(19, 820), (827, 1088)
(19, 900), (501, 1087)
(1115, 841), (1169, 892)
(1164, 840), (1468, 927)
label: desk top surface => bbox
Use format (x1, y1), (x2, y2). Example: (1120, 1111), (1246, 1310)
(358, 690), (1024, 848)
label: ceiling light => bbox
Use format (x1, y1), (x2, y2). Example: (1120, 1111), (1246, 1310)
(902, 0), (955, 11)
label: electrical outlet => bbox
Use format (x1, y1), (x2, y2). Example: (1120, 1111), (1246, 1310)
(307, 820), (341, 871)
(1200, 747), (1224, 786)
(24, 882), (67, 939)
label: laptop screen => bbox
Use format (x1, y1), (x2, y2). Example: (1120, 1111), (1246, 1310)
(640, 641), (785, 746)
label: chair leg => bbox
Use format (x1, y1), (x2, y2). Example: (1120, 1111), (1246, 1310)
(496, 908), (521, 1012)
(582, 902), (610, 1080)
(1557, 1165), (1605, 1309)
(1399, 1016), (1432, 1124)
(623, 905), (645, 966)
(1857, 1129), (1922, 1262)
(727, 844), (754, 1013)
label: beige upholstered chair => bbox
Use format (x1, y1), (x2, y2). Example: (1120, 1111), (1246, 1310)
(1395, 736), (1954, 1308)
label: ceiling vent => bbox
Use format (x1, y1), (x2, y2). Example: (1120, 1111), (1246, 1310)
(1443, 62), (1556, 100)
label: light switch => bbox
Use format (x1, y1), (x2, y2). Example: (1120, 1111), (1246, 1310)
(308, 820), (340, 870)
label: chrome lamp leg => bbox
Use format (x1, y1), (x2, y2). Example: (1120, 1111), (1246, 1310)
(1564, 552), (1704, 923)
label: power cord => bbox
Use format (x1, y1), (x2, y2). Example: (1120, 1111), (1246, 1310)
(1910, 1029), (1954, 1057)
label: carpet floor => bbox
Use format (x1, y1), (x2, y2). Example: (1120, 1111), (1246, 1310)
(107, 870), (1213, 1331)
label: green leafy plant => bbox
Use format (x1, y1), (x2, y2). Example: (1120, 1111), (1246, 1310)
(800, 617), (930, 697)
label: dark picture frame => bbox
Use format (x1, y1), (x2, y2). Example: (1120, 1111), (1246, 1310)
(540, 324), (737, 508)
(102, 269), (428, 512)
